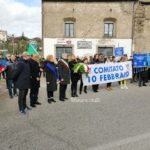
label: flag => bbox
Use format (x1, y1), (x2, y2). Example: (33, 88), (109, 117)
(27, 41), (39, 55)
(0, 66), (5, 73)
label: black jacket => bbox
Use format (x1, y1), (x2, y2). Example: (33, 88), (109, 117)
(45, 61), (57, 91)
(5, 61), (17, 80)
(58, 59), (70, 85)
(12, 58), (31, 90)
(28, 58), (40, 89)
(69, 60), (81, 82)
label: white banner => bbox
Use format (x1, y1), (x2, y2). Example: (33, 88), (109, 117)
(82, 61), (133, 86)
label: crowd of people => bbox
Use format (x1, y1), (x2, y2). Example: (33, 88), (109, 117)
(0, 52), (149, 115)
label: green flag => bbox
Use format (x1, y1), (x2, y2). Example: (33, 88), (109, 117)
(27, 41), (39, 55)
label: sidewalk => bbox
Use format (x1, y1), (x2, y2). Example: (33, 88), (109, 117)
(0, 79), (7, 95)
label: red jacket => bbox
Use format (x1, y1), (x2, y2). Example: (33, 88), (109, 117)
(0, 66), (5, 73)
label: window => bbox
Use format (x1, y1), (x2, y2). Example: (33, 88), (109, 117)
(104, 23), (114, 37)
(104, 18), (116, 38)
(56, 47), (72, 59)
(65, 22), (74, 37)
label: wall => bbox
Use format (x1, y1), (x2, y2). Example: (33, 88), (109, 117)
(42, 0), (135, 57)
(44, 38), (132, 58)
(42, 1), (134, 39)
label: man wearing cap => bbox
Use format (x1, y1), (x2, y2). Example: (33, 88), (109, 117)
(12, 52), (31, 114)
(58, 53), (70, 101)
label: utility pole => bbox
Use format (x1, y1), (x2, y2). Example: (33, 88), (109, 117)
(12, 34), (14, 54)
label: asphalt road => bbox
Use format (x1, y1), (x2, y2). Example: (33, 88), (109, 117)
(0, 78), (150, 150)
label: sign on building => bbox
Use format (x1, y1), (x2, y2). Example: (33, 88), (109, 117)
(57, 39), (72, 45)
(114, 47), (124, 56)
(77, 41), (92, 49)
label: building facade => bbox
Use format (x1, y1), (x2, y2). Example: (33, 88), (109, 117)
(42, 0), (149, 58)
(0, 30), (7, 43)
(134, 0), (150, 53)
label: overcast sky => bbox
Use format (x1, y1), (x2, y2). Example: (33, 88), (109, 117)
(0, 0), (41, 38)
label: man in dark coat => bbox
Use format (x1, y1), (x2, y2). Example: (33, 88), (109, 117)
(139, 68), (148, 87)
(28, 54), (41, 107)
(58, 53), (70, 101)
(12, 52), (31, 114)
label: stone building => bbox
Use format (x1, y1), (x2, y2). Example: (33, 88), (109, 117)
(42, 0), (149, 58)
(134, 0), (150, 53)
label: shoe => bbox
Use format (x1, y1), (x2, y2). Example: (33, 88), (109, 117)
(121, 86), (124, 90)
(79, 91), (82, 94)
(14, 94), (18, 97)
(71, 93), (75, 97)
(48, 99), (51, 103)
(64, 97), (68, 100)
(71, 94), (75, 97)
(84, 90), (87, 93)
(60, 99), (65, 101)
(20, 110), (26, 115)
(124, 86), (128, 89)
(35, 101), (42, 105)
(51, 99), (56, 102)
(94, 90), (98, 92)
(75, 94), (79, 97)
(109, 87), (112, 90)
(106, 87), (110, 91)
(30, 104), (36, 107)
(26, 106), (31, 110)
(10, 95), (13, 99)
(143, 84), (147, 86)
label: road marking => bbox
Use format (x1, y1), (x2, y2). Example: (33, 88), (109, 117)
(89, 132), (150, 150)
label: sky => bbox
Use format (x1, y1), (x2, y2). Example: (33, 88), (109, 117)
(0, 0), (41, 38)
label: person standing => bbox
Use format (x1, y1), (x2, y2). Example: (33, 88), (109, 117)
(5, 55), (17, 98)
(120, 54), (128, 89)
(92, 54), (100, 92)
(58, 53), (70, 101)
(28, 54), (42, 107)
(12, 52), (31, 114)
(0, 54), (3, 79)
(105, 56), (116, 91)
(79, 57), (89, 94)
(69, 55), (81, 97)
(138, 67), (148, 87)
(45, 55), (58, 103)
(39, 57), (46, 77)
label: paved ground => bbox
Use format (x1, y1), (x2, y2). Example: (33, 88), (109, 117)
(0, 79), (7, 95)
(0, 78), (150, 150)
